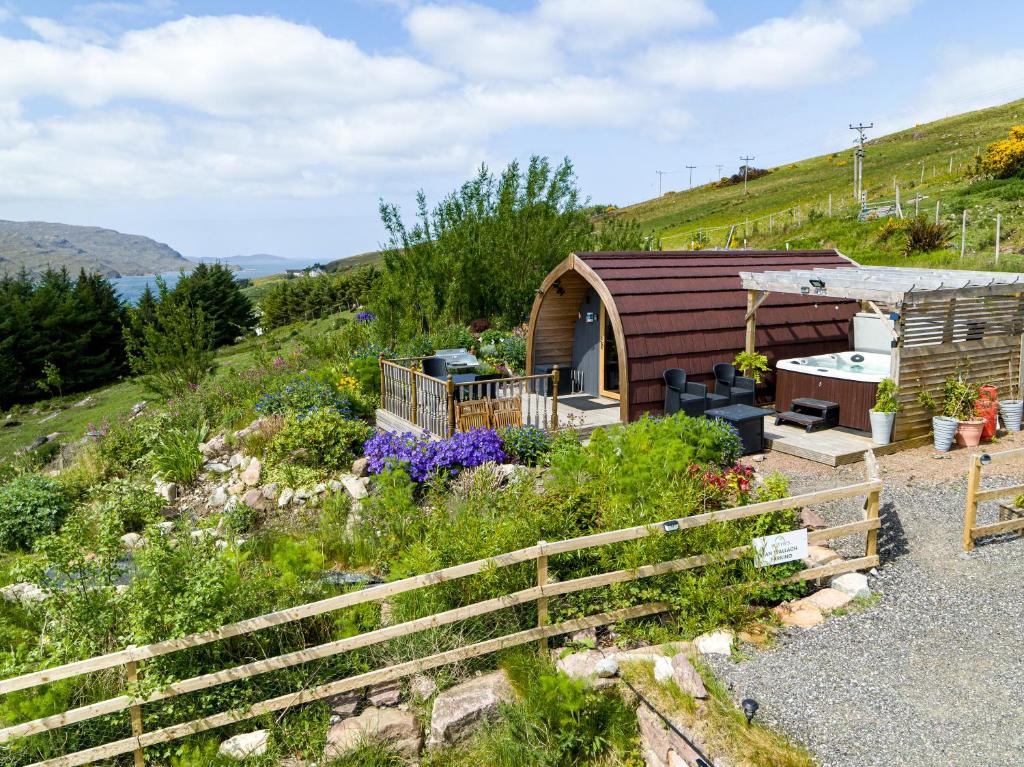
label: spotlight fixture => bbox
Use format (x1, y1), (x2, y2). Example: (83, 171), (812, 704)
(980, 453), (992, 465)
(552, 278), (565, 296)
(663, 520), (680, 533)
(809, 277), (826, 289)
(741, 698), (759, 725)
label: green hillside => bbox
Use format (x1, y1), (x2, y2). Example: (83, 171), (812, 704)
(612, 98), (1024, 271)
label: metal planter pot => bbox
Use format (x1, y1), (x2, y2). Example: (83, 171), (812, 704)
(932, 415), (958, 452)
(869, 409), (895, 446)
(999, 400), (1023, 432)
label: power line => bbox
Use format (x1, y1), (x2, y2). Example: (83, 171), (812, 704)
(685, 165), (697, 189)
(739, 156), (755, 193)
(849, 122), (872, 202)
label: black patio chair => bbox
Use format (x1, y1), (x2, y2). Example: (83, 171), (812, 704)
(713, 362), (756, 406)
(663, 369), (708, 418)
(421, 356), (449, 379)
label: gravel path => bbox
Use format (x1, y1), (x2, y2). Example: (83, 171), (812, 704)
(710, 447), (1024, 767)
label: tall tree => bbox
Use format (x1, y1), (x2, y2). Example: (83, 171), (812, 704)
(171, 263), (254, 346)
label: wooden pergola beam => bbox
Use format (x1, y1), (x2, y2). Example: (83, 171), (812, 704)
(745, 289), (767, 354)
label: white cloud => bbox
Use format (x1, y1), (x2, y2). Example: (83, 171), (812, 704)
(537, 0), (714, 50)
(826, 0), (917, 27)
(636, 16), (863, 90)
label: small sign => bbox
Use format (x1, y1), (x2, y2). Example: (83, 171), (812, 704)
(752, 529), (808, 567)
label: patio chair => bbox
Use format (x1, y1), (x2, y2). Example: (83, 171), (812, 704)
(456, 399), (492, 431)
(421, 356), (448, 379)
(713, 363), (756, 406)
(663, 369), (708, 418)
(490, 396), (523, 429)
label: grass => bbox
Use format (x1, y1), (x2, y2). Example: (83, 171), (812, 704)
(611, 97), (1024, 269)
(620, 658), (816, 767)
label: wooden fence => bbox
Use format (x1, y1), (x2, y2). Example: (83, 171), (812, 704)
(963, 447), (1024, 550)
(0, 458), (883, 767)
(379, 357), (558, 437)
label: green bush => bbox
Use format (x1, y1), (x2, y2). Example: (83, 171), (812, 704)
(0, 475), (72, 550)
(266, 410), (373, 471)
(500, 426), (553, 467)
(94, 478), (165, 533)
(151, 422), (208, 484)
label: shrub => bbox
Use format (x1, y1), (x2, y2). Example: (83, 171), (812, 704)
(363, 429), (506, 482)
(873, 379), (900, 414)
(255, 375), (353, 419)
(151, 422), (208, 484)
(902, 216), (951, 255)
(94, 478), (165, 533)
(267, 410), (373, 470)
(981, 125), (1024, 178)
(0, 475), (72, 550)
(500, 426), (553, 467)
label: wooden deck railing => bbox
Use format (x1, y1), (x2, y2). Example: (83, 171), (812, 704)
(0, 457), (882, 767)
(379, 357), (558, 437)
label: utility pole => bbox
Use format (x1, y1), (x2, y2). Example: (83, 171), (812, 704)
(656, 170), (666, 196)
(849, 122), (872, 202)
(716, 163), (723, 179)
(686, 165), (697, 189)
(740, 156), (755, 193)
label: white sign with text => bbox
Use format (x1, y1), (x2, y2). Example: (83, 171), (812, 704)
(752, 528), (808, 567)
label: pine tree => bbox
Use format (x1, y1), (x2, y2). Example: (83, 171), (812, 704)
(171, 263), (254, 346)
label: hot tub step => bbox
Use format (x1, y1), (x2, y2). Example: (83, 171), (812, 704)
(776, 398), (840, 432)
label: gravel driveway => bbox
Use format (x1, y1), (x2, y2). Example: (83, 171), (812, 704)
(710, 444), (1024, 767)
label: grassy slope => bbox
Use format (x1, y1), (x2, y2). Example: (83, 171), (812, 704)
(612, 98), (1024, 270)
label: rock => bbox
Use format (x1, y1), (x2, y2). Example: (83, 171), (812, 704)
(831, 572), (871, 599)
(0, 582), (47, 606)
(774, 603), (825, 628)
(428, 671), (514, 749)
(670, 655), (707, 699)
(351, 456), (370, 477)
(556, 650), (614, 687)
(120, 532), (145, 551)
(328, 479), (343, 492)
(314, 482), (327, 494)
(804, 545), (842, 568)
(595, 658), (619, 678)
(218, 730), (269, 760)
(242, 488), (268, 512)
(653, 656), (674, 685)
(233, 418), (265, 441)
(569, 627), (597, 645)
(367, 680), (402, 707)
(799, 507), (827, 530)
(204, 461), (231, 474)
(129, 401), (148, 419)
(323, 707), (422, 761)
(636, 705), (702, 767)
(341, 474), (369, 500)
(154, 481), (178, 503)
(410, 674), (438, 701)
(209, 486), (229, 507)
(200, 434), (227, 458)
(751, 453), (765, 463)
(295, 487), (311, 501)
(261, 482), (279, 500)
(800, 587), (854, 613)
(228, 482), (246, 496)
(155, 521), (176, 535)
(39, 412), (59, 423)
(328, 689), (363, 718)
(611, 645), (670, 665)
(694, 630), (734, 656)
(72, 395), (96, 408)
(241, 457), (262, 486)
(229, 452), (245, 468)
(278, 488), (295, 508)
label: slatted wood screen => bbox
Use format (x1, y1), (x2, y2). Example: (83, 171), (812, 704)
(901, 295), (1024, 348)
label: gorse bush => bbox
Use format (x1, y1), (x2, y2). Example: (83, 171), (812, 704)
(150, 422), (208, 484)
(0, 475), (72, 551)
(981, 125), (1024, 178)
(266, 410), (373, 471)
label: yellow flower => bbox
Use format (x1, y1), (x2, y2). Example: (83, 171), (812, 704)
(337, 375), (360, 392)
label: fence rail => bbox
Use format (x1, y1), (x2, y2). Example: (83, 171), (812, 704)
(0, 456), (883, 766)
(963, 447), (1024, 550)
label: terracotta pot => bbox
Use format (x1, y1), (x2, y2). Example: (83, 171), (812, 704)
(955, 418), (985, 448)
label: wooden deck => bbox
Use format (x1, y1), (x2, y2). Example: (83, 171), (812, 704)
(763, 416), (929, 466)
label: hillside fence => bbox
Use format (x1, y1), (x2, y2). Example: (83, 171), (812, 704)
(0, 456), (882, 767)
(963, 447), (1024, 550)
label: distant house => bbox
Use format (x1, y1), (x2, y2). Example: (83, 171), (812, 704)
(286, 262), (326, 278)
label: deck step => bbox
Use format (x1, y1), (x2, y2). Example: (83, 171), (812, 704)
(775, 411), (828, 432)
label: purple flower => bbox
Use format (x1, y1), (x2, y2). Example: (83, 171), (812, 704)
(356, 311), (376, 324)
(363, 429), (506, 482)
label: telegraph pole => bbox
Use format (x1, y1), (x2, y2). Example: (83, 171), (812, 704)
(849, 122), (872, 202)
(715, 163), (723, 179)
(656, 170), (666, 196)
(685, 165), (697, 189)
(739, 156), (755, 193)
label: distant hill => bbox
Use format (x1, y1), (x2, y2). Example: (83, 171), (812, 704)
(610, 97), (1024, 269)
(325, 250), (382, 272)
(0, 220), (190, 278)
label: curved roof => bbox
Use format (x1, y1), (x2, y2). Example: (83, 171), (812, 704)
(564, 249), (858, 419)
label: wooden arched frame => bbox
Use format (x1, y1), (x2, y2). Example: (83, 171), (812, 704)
(526, 254), (629, 424)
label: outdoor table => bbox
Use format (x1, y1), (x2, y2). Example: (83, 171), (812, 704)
(704, 404), (773, 455)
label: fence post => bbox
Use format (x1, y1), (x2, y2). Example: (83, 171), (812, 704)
(446, 375), (455, 437)
(410, 364), (418, 428)
(960, 209), (968, 258)
(828, 193), (832, 217)
(126, 649), (145, 767)
(378, 354), (385, 405)
(864, 451), (880, 559)
(996, 214), (1002, 263)
(536, 540), (549, 654)
(963, 455), (982, 552)
(550, 366), (559, 431)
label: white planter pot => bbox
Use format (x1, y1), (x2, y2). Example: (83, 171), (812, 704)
(869, 409), (895, 446)
(932, 415), (958, 452)
(999, 400), (1023, 432)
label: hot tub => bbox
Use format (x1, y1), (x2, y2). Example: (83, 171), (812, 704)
(774, 351), (891, 432)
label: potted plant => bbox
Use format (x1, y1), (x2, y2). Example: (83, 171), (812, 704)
(1000, 358), (1023, 432)
(733, 351), (770, 384)
(944, 376), (983, 448)
(918, 391), (958, 452)
(869, 378), (900, 445)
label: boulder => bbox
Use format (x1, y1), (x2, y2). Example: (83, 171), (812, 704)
(367, 680), (402, 707)
(129, 401), (148, 419)
(323, 707), (422, 761)
(200, 434), (228, 458)
(328, 479), (343, 492)
(261, 482), (279, 500)
(204, 461), (231, 474)
(242, 488), (269, 512)
(636, 704), (702, 767)
(556, 650), (615, 688)
(774, 603), (824, 629)
(209, 486), (229, 507)
(218, 730), (268, 760)
(154, 481), (178, 503)
(800, 587), (853, 613)
(653, 656), (674, 685)
(428, 671), (514, 749)
(0, 582), (47, 606)
(229, 452), (246, 468)
(278, 488), (295, 508)
(670, 655), (707, 699)
(120, 532), (145, 551)
(314, 482), (327, 494)
(798, 507), (827, 530)
(73, 395), (96, 408)
(228, 482), (246, 496)
(241, 458), (262, 486)
(409, 674), (438, 701)
(341, 475), (369, 500)
(155, 521), (176, 536)
(804, 545), (842, 568)
(351, 456), (370, 477)
(595, 658), (619, 679)
(328, 689), (363, 718)
(694, 630), (734, 656)
(831, 572), (871, 599)
(610, 645), (670, 666)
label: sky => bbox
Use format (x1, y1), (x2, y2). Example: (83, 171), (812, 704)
(1, 1), (1023, 262)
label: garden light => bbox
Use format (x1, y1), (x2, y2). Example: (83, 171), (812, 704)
(742, 698), (759, 725)
(663, 520), (680, 533)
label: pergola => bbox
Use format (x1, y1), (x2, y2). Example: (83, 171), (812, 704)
(739, 265), (1024, 441)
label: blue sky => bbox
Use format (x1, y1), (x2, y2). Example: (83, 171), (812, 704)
(0, 0), (1022, 262)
